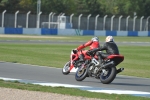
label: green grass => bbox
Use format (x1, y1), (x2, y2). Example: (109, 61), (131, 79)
(119, 46), (150, 77)
(0, 43), (150, 78)
(0, 79), (149, 100)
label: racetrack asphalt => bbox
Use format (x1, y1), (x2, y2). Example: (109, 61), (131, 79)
(0, 62), (150, 98)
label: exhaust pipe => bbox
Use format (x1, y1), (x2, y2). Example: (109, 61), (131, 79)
(102, 61), (114, 69)
(117, 68), (124, 74)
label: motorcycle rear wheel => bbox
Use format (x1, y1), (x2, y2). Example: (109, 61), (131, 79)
(62, 61), (70, 75)
(100, 66), (116, 84)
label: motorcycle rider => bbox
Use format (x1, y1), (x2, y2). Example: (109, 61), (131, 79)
(88, 35), (124, 73)
(99, 35), (119, 58)
(73, 36), (100, 62)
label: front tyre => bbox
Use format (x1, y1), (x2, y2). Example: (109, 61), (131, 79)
(62, 61), (70, 75)
(75, 65), (87, 81)
(100, 66), (116, 84)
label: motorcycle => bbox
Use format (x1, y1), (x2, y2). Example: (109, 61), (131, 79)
(75, 50), (124, 84)
(62, 49), (94, 75)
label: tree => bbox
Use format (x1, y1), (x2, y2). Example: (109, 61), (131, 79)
(0, 0), (20, 13)
(85, 0), (102, 16)
(0, 0), (9, 12)
(41, 0), (76, 15)
(18, 0), (37, 13)
(0, 0), (149, 17)
(98, 0), (150, 17)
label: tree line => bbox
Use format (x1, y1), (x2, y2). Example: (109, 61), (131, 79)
(0, 0), (150, 17)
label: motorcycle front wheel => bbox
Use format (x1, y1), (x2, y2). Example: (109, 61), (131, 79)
(62, 61), (70, 75)
(75, 65), (87, 81)
(100, 66), (116, 84)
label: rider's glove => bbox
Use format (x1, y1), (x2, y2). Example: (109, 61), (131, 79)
(86, 50), (92, 55)
(73, 49), (78, 54)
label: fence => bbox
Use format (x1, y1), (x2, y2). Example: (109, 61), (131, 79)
(0, 11), (150, 31)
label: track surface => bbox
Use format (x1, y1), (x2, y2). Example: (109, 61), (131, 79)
(0, 40), (150, 98)
(0, 40), (150, 46)
(0, 62), (150, 97)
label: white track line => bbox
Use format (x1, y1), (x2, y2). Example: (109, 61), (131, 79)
(0, 77), (150, 98)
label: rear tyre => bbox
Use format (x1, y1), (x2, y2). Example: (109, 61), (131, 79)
(100, 66), (116, 84)
(62, 61), (70, 75)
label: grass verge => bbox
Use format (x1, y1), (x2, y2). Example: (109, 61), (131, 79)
(0, 79), (149, 100)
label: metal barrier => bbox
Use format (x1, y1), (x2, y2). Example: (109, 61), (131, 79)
(0, 10), (150, 31)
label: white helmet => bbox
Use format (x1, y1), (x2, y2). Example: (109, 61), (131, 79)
(91, 36), (99, 41)
(106, 36), (114, 42)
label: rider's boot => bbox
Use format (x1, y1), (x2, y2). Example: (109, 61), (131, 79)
(117, 68), (124, 74)
(96, 52), (103, 67)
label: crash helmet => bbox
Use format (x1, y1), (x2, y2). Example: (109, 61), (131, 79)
(105, 36), (114, 42)
(91, 36), (99, 41)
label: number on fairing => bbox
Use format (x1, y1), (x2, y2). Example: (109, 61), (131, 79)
(91, 58), (99, 66)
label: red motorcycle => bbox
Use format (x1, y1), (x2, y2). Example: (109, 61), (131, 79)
(75, 50), (124, 84)
(62, 49), (99, 75)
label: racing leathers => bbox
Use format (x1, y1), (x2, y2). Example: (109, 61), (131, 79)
(99, 41), (119, 58)
(98, 41), (123, 74)
(76, 40), (100, 61)
(77, 40), (100, 51)
(89, 41), (119, 64)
